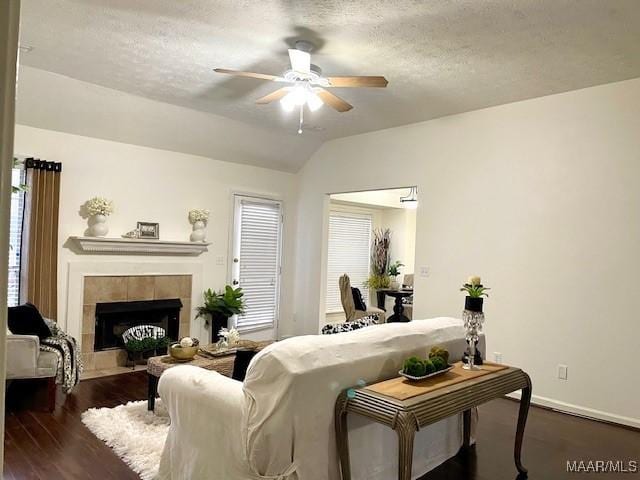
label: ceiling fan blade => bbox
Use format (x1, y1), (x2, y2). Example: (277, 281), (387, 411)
(288, 49), (311, 74)
(316, 88), (353, 112)
(213, 68), (279, 81)
(256, 87), (290, 104)
(327, 76), (388, 88)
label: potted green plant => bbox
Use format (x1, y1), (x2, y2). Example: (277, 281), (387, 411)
(460, 276), (490, 312)
(387, 260), (404, 289)
(124, 336), (170, 367)
(196, 286), (245, 343)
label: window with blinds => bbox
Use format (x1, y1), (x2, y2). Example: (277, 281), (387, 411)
(232, 196), (283, 331)
(8, 166), (26, 307)
(326, 211), (372, 313)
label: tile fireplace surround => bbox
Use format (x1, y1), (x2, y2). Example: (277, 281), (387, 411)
(80, 274), (192, 371)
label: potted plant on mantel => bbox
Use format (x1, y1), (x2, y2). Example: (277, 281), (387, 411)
(196, 286), (245, 343)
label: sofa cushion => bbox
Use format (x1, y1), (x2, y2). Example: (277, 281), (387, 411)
(8, 303), (52, 340)
(36, 350), (59, 378)
(351, 287), (367, 311)
(321, 315), (378, 335)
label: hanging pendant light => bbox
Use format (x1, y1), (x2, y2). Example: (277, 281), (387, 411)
(400, 186), (418, 209)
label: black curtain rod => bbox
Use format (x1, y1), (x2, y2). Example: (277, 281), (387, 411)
(25, 157), (62, 173)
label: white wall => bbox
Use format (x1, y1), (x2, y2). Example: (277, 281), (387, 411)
(293, 78), (640, 427)
(14, 125), (298, 341)
(381, 208), (416, 276)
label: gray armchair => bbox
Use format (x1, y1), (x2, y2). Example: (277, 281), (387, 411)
(6, 333), (58, 410)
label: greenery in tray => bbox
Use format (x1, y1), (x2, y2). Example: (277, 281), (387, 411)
(403, 346), (451, 377)
(423, 359), (435, 375)
(403, 356), (427, 377)
(460, 275), (490, 298)
(196, 285), (245, 321)
(429, 346), (450, 364)
(124, 336), (169, 353)
(430, 355), (447, 371)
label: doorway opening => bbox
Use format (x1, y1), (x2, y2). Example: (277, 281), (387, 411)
(324, 187), (417, 326)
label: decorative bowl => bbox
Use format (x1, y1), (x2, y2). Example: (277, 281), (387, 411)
(169, 343), (198, 362)
(399, 364), (455, 382)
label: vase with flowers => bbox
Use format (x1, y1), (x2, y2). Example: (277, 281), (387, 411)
(86, 197), (113, 237)
(189, 209), (210, 242)
(460, 276), (490, 370)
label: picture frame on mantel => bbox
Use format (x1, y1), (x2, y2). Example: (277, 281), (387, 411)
(137, 222), (160, 240)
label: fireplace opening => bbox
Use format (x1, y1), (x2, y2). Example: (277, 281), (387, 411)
(94, 298), (182, 351)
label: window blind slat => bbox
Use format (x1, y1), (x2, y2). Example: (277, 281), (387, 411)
(325, 211), (371, 313)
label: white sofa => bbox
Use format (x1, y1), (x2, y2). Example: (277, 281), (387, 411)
(158, 317), (484, 480)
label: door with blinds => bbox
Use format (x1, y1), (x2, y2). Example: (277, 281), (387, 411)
(231, 195), (283, 331)
(326, 211), (372, 313)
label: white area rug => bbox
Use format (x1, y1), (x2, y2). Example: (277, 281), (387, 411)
(81, 400), (169, 480)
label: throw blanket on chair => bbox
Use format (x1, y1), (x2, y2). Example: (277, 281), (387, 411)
(40, 319), (83, 393)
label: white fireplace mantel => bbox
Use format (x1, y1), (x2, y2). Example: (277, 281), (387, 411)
(69, 236), (210, 256)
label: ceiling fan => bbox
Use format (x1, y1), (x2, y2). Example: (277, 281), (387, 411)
(214, 40), (388, 134)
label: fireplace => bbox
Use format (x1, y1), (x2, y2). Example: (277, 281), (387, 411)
(94, 298), (182, 351)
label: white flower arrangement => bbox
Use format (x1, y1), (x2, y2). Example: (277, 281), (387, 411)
(467, 275), (481, 286)
(86, 197), (113, 217)
(217, 327), (240, 349)
(189, 209), (210, 224)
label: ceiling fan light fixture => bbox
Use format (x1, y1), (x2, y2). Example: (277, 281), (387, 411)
(400, 186), (418, 209)
(291, 84), (307, 106)
(280, 91), (297, 112)
(307, 90), (324, 112)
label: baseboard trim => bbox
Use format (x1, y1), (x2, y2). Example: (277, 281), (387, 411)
(506, 392), (640, 430)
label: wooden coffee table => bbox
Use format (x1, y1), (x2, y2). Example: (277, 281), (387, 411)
(335, 362), (532, 480)
(146, 341), (271, 411)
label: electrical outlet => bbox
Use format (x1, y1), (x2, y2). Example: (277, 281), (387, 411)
(216, 255), (225, 266)
(419, 266), (430, 278)
(557, 364), (568, 380)
(493, 352), (503, 364)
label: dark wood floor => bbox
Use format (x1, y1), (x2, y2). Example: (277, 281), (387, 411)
(4, 372), (639, 479)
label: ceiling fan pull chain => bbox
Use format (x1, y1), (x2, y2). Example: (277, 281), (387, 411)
(298, 105), (304, 134)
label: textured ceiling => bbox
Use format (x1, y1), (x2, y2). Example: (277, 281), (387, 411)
(19, 0), (640, 171)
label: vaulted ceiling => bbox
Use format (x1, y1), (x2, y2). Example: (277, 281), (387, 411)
(19, 0), (640, 171)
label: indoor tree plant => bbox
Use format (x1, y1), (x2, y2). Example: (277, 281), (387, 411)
(364, 228), (392, 308)
(196, 285), (245, 343)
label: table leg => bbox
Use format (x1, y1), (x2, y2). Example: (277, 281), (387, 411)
(148, 373), (159, 411)
(462, 409), (472, 448)
(514, 375), (532, 476)
(335, 392), (352, 480)
(388, 296), (410, 323)
(395, 411), (417, 480)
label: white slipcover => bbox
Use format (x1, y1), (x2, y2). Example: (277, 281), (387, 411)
(158, 317), (482, 480)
